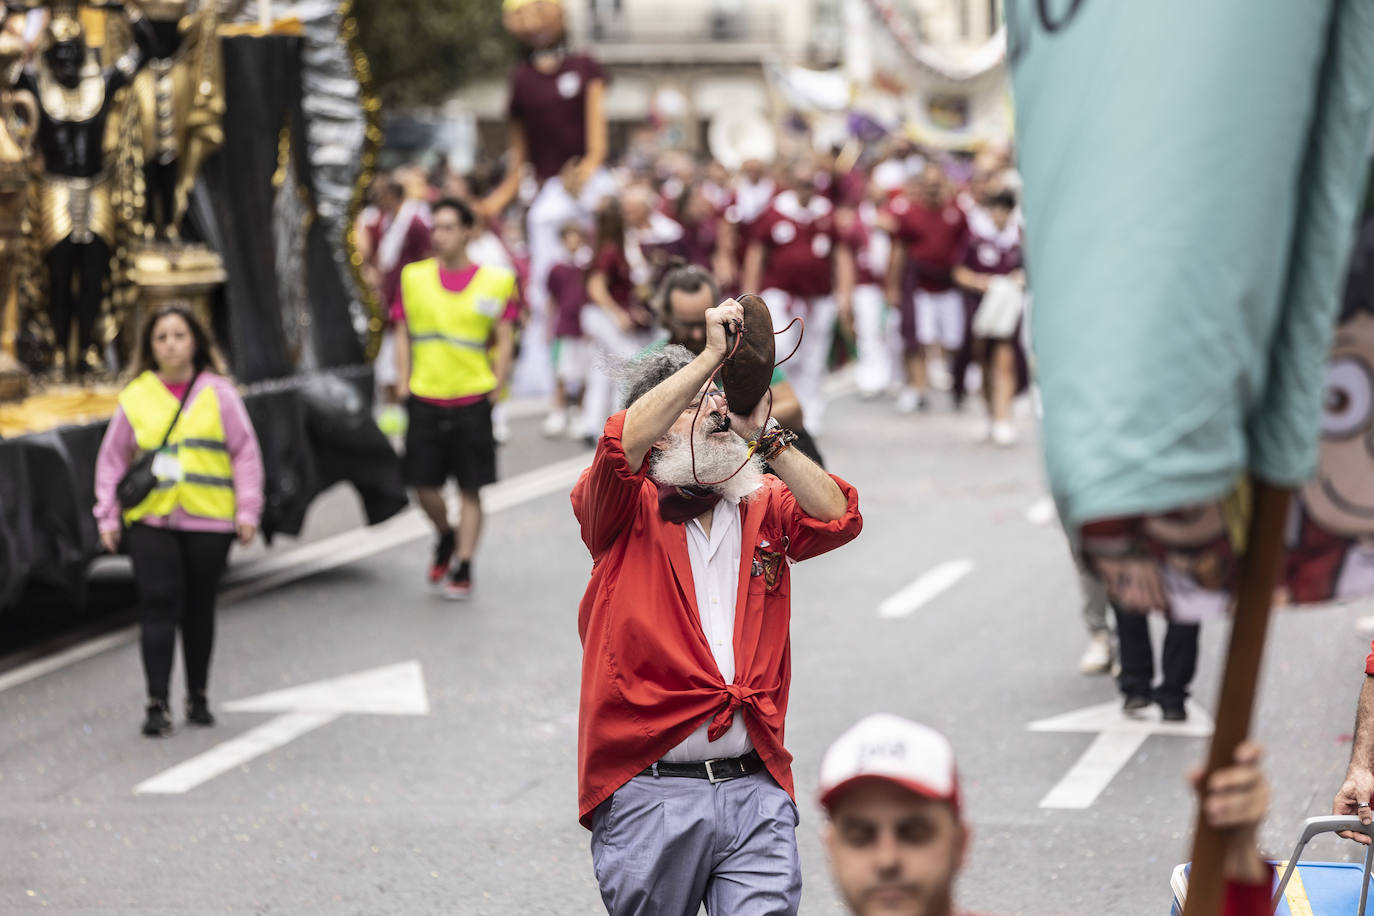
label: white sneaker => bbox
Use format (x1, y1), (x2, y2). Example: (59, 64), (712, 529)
(896, 388), (923, 414)
(541, 409), (567, 438)
(991, 420), (1017, 446)
(1079, 631), (1113, 675)
(492, 404), (511, 445)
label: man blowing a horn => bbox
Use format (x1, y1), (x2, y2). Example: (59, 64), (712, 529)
(570, 298), (863, 915)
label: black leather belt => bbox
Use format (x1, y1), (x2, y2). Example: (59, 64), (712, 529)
(641, 751), (765, 784)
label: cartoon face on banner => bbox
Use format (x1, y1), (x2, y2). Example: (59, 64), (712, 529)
(1286, 302), (1374, 604)
(503, 0), (565, 51)
(1085, 254), (1374, 617)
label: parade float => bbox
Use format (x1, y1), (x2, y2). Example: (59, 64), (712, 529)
(0, 0), (405, 617)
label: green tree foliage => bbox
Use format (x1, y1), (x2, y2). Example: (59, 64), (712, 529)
(353, 0), (517, 108)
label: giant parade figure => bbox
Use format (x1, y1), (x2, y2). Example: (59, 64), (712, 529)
(479, 0), (610, 397)
(129, 0), (221, 240)
(12, 0), (153, 377)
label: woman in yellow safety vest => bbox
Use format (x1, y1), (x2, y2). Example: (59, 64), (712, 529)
(93, 306), (264, 738)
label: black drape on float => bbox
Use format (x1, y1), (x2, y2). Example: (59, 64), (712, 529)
(196, 34), (365, 382)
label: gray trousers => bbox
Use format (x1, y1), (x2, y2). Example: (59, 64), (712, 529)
(1080, 568), (1110, 634)
(589, 770), (802, 916)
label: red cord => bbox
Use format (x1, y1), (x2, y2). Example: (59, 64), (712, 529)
(689, 315), (805, 487)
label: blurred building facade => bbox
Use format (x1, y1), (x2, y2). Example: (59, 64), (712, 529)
(441, 0), (1007, 165)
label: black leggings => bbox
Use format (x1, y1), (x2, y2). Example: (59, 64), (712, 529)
(126, 524), (235, 703)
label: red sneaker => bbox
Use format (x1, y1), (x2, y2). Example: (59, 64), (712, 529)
(428, 531), (456, 585)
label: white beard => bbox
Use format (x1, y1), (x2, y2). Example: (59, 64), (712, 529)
(651, 425), (765, 503)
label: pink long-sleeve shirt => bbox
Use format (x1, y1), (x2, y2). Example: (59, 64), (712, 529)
(93, 372), (265, 535)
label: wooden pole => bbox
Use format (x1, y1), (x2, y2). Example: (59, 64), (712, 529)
(1180, 481), (1292, 916)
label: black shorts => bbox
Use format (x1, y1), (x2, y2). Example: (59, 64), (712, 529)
(403, 397), (497, 491)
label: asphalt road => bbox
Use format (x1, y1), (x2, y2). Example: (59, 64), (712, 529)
(4, 388), (1373, 915)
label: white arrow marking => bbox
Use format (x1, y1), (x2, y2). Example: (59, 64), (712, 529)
(135, 661), (428, 795)
(878, 559), (975, 619)
(1029, 700), (1213, 809)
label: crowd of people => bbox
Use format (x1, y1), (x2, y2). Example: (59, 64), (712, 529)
(357, 134), (1030, 450)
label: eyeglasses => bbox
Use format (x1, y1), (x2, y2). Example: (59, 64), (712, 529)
(686, 388), (726, 411)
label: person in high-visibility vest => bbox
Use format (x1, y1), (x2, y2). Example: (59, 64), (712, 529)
(94, 305), (263, 738)
(393, 198), (518, 600)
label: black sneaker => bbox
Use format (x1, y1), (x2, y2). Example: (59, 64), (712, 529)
(1160, 703), (1188, 722)
(142, 701), (174, 737)
(1122, 694), (1152, 714)
(187, 696), (215, 727)
(428, 531), (456, 585)
(442, 560), (472, 601)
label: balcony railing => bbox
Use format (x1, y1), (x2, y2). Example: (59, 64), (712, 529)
(574, 3), (788, 63)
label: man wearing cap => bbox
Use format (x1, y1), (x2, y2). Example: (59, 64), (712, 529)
(819, 715), (1275, 915)
(571, 298), (862, 915)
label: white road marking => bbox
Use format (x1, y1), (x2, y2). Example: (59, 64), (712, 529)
(1029, 700), (1214, 809)
(136, 661), (429, 795)
(1, 454), (593, 695)
(1025, 496), (1057, 526)
(1356, 615), (1374, 635)
(877, 559), (975, 619)
(1037, 731), (1151, 810)
(0, 627), (138, 695)
(135, 710), (340, 795)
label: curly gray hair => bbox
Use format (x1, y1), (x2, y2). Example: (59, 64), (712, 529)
(618, 344), (696, 409)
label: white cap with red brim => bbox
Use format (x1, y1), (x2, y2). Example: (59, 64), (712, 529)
(818, 714), (961, 815)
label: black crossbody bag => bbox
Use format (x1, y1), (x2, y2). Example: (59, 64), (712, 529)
(116, 371), (201, 510)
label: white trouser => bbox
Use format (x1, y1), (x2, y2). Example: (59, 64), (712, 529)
(512, 170), (616, 398)
(914, 288), (966, 351)
(763, 288), (839, 434)
(579, 305), (649, 438)
(851, 283), (895, 395)
(554, 337), (590, 395)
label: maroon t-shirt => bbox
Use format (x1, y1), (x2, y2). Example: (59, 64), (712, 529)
(751, 192), (840, 299)
(367, 211), (433, 311)
(508, 54), (607, 183)
(590, 242), (652, 330)
(547, 261), (588, 339)
(958, 225), (1023, 278)
(888, 195), (968, 292)
(681, 215), (719, 271)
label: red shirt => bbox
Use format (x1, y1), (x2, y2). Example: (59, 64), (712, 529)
(570, 411), (862, 827)
(752, 192), (842, 298)
(888, 195), (968, 292)
(392, 263), (518, 406)
(508, 53), (606, 183)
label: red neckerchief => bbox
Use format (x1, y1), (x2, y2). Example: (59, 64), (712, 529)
(655, 480), (721, 524)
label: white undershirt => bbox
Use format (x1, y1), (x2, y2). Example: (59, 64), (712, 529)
(660, 495), (756, 763)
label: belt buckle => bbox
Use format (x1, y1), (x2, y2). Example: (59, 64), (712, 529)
(704, 758), (728, 784)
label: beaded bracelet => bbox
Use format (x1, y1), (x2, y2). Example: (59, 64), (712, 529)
(757, 426), (798, 462)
